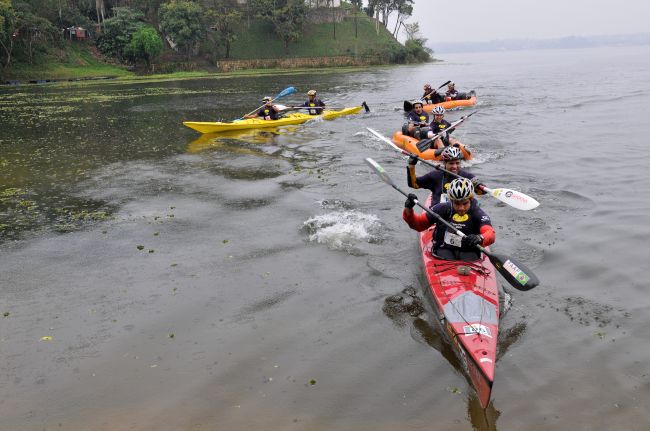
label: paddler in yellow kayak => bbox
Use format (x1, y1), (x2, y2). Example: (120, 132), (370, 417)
(244, 96), (281, 120)
(303, 89), (326, 115)
(403, 178), (495, 260)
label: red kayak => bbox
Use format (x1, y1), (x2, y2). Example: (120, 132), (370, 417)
(418, 194), (499, 408)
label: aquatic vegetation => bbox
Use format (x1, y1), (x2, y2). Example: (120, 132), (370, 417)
(0, 186), (116, 241)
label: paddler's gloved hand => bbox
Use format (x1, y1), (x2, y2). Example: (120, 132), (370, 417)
(408, 155), (419, 166)
(404, 193), (418, 209)
(471, 177), (483, 190)
(462, 234), (483, 248)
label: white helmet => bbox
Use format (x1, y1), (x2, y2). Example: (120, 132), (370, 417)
(432, 106), (445, 115)
(441, 146), (463, 161)
(447, 178), (474, 201)
(262, 96), (272, 102)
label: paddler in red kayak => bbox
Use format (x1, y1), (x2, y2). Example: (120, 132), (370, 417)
(429, 106), (463, 150)
(403, 177), (495, 260)
(407, 146), (484, 204)
(422, 83), (444, 104)
(303, 89), (326, 115)
(404, 100), (430, 139)
(244, 96), (281, 120)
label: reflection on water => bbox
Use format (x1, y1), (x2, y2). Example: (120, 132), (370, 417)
(382, 277), (529, 430)
(186, 126), (300, 153)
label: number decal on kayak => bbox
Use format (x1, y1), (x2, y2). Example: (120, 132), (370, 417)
(463, 324), (492, 338)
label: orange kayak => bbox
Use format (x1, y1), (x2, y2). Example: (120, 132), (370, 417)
(391, 131), (473, 161)
(422, 94), (477, 112)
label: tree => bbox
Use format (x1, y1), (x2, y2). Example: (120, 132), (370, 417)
(270, 0), (304, 51)
(249, 0), (304, 51)
(96, 7), (145, 60)
(402, 21), (431, 63)
(124, 26), (163, 70)
(159, 0), (204, 58)
(14, 10), (57, 64)
(206, 0), (241, 59)
(95, 0), (105, 29)
(0, 0), (17, 72)
(403, 21), (419, 40)
(392, 0), (413, 37)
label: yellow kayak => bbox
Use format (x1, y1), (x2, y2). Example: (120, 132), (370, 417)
(183, 104), (368, 134)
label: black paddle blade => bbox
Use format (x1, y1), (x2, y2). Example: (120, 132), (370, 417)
(362, 101), (370, 112)
(486, 251), (539, 291)
(416, 138), (433, 153)
(403, 100), (413, 112)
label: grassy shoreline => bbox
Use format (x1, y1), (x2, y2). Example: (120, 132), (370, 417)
(3, 62), (440, 88)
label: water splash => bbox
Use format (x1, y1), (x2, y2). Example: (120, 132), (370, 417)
(302, 210), (382, 252)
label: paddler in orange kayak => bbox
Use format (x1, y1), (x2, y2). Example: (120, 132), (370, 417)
(303, 89), (326, 115)
(403, 100), (430, 139)
(244, 96), (281, 120)
(407, 146), (484, 204)
(403, 178), (495, 260)
(422, 83), (444, 104)
(429, 106), (463, 150)
(445, 81), (459, 100)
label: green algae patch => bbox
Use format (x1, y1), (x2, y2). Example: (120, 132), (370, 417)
(0, 187), (116, 242)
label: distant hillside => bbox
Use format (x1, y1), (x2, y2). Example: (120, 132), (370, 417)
(227, 14), (402, 59)
(432, 33), (650, 54)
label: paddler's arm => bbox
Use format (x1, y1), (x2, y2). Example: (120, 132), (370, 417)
(402, 193), (433, 232)
(468, 176), (485, 195)
(402, 207), (433, 232)
(479, 225), (495, 246)
(476, 207), (495, 246)
(406, 156), (420, 189)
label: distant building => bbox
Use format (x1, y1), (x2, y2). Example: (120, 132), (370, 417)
(64, 27), (89, 40)
(306, 0), (341, 6)
(235, 0), (341, 6)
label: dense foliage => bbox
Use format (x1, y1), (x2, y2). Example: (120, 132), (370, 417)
(124, 25), (163, 70)
(0, 0), (430, 78)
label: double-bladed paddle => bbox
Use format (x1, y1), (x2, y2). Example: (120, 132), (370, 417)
(236, 86), (297, 121)
(404, 81), (452, 112)
(280, 101), (370, 113)
(412, 111), (478, 153)
(366, 127), (540, 211)
(364, 157), (539, 291)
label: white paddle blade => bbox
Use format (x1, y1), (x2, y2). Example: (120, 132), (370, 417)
(367, 128), (392, 145)
(364, 158), (395, 187)
(366, 128), (407, 154)
(485, 187), (540, 211)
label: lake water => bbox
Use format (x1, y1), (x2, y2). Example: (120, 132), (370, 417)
(1, 45), (650, 430)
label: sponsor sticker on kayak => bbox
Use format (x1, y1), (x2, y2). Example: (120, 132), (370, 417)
(463, 324), (492, 338)
(503, 259), (530, 286)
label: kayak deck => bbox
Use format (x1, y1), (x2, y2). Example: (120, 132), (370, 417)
(422, 94), (477, 113)
(418, 195), (499, 408)
(392, 131), (473, 161)
(183, 105), (364, 134)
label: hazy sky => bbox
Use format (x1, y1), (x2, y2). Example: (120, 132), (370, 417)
(410, 0), (650, 43)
